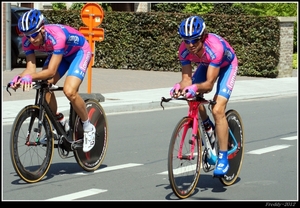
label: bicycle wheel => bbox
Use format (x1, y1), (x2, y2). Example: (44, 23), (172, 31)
(10, 105), (54, 183)
(168, 117), (202, 199)
(220, 109), (245, 186)
(73, 99), (108, 172)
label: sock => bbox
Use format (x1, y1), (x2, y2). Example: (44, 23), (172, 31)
(82, 119), (93, 131)
(203, 117), (215, 130)
(203, 117), (215, 143)
(218, 150), (228, 161)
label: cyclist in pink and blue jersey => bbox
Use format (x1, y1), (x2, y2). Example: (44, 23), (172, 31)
(170, 16), (238, 176)
(9, 9), (95, 153)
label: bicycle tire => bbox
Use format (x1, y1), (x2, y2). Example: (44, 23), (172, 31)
(73, 99), (108, 172)
(10, 105), (54, 183)
(168, 117), (202, 199)
(220, 109), (245, 186)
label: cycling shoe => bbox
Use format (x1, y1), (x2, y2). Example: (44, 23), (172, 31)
(213, 159), (229, 176)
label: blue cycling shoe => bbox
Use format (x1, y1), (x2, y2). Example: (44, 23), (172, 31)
(213, 159), (229, 176)
(213, 150), (229, 177)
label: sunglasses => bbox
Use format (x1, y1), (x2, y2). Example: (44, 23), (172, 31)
(183, 38), (201, 44)
(25, 28), (41, 39)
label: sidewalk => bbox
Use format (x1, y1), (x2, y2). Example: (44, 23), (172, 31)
(2, 68), (298, 124)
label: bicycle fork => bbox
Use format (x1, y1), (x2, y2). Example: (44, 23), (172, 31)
(178, 119), (195, 160)
(177, 102), (200, 161)
(25, 110), (43, 146)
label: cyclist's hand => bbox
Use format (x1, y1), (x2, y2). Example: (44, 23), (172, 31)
(182, 84), (198, 98)
(9, 75), (21, 90)
(170, 83), (181, 97)
(20, 74), (33, 91)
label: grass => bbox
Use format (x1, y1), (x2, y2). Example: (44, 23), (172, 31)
(293, 53), (297, 69)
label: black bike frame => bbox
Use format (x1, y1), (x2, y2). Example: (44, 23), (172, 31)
(32, 82), (77, 152)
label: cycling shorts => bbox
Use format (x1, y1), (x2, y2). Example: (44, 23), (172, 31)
(192, 56), (238, 100)
(43, 41), (92, 81)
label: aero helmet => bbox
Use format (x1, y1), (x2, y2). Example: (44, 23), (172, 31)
(178, 16), (206, 39)
(18, 9), (44, 34)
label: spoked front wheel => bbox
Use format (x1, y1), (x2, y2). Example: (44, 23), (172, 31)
(10, 105), (54, 183)
(168, 117), (202, 199)
(73, 99), (109, 172)
(220, 109), (245, 186)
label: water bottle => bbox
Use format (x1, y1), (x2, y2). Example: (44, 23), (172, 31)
(206, 127), (217, 157)
(205, 127), (218, 165)
(56, 113), (70, 133)
(206, 127), (215, 146)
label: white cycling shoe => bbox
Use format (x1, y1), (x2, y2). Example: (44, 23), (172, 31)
(83, 125), (96, 152)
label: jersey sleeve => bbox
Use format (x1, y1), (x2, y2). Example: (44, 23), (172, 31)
(205, 34), (226, 68)
(178, 42), (191, 66)
(206, 43), (224, 67)
(51, 32), (67, 55)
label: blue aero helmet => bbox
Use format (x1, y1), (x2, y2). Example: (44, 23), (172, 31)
(18, 9), (44, 34)
(178, 16), (206, 40)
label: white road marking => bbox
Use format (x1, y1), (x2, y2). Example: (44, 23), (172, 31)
(157, 164), (200, 175)
(45, 188), (107, 201)
(72, 163), (143, 175)
(280, 136), (297, 140)
(246, 144), (291, 155)
(157, 170), (168, 175)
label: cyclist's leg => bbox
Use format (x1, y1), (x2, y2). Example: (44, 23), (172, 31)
(213, 59), (238, 176)
(211, 95), (229, 175)
(39, 56), (69, 143)
(64, 44), (95, 152)
(43, 55), (68, 114)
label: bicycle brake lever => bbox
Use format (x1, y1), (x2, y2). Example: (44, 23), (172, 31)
(6, 83), (15, 96)
(160, 97), (173, 110)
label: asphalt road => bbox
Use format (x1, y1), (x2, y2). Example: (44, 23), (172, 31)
(2, 95), (297, 201)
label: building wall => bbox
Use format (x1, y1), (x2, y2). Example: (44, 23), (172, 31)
(277, 17), (296, 77)
(134, 3), (151, 12)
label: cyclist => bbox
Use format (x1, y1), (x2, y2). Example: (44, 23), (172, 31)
(9, 9), (95, 153)
(170, 16), (238, 176)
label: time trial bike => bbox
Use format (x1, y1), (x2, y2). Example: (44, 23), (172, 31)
(161, 94), (244, 199)
(6, 80), (109, 183)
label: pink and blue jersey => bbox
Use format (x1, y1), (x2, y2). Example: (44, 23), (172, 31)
(179, 33), (236, 68)
(22, 24), (92, 80)
(178, 33), (238, 99)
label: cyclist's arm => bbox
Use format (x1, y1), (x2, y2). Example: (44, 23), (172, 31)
(30, 54), (63, 81)
(179, 64), (193, 89)
(194, 64), (219, 93)
(18, 53), (37, 77)
(178, 43), (193, 89)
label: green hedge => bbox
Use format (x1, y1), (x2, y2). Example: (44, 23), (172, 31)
(42, 10), (280, 78)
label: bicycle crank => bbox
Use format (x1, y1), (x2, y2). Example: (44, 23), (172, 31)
(57, 137), (73, 159)
(202, 148), (214, 172)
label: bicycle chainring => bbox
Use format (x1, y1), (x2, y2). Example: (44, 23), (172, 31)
(57, 137), (72, 158)
(202, 148), (214, 172)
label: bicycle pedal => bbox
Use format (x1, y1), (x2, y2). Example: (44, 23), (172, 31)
(74, 139), (83, 144)
(71, 143), (83, 150)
